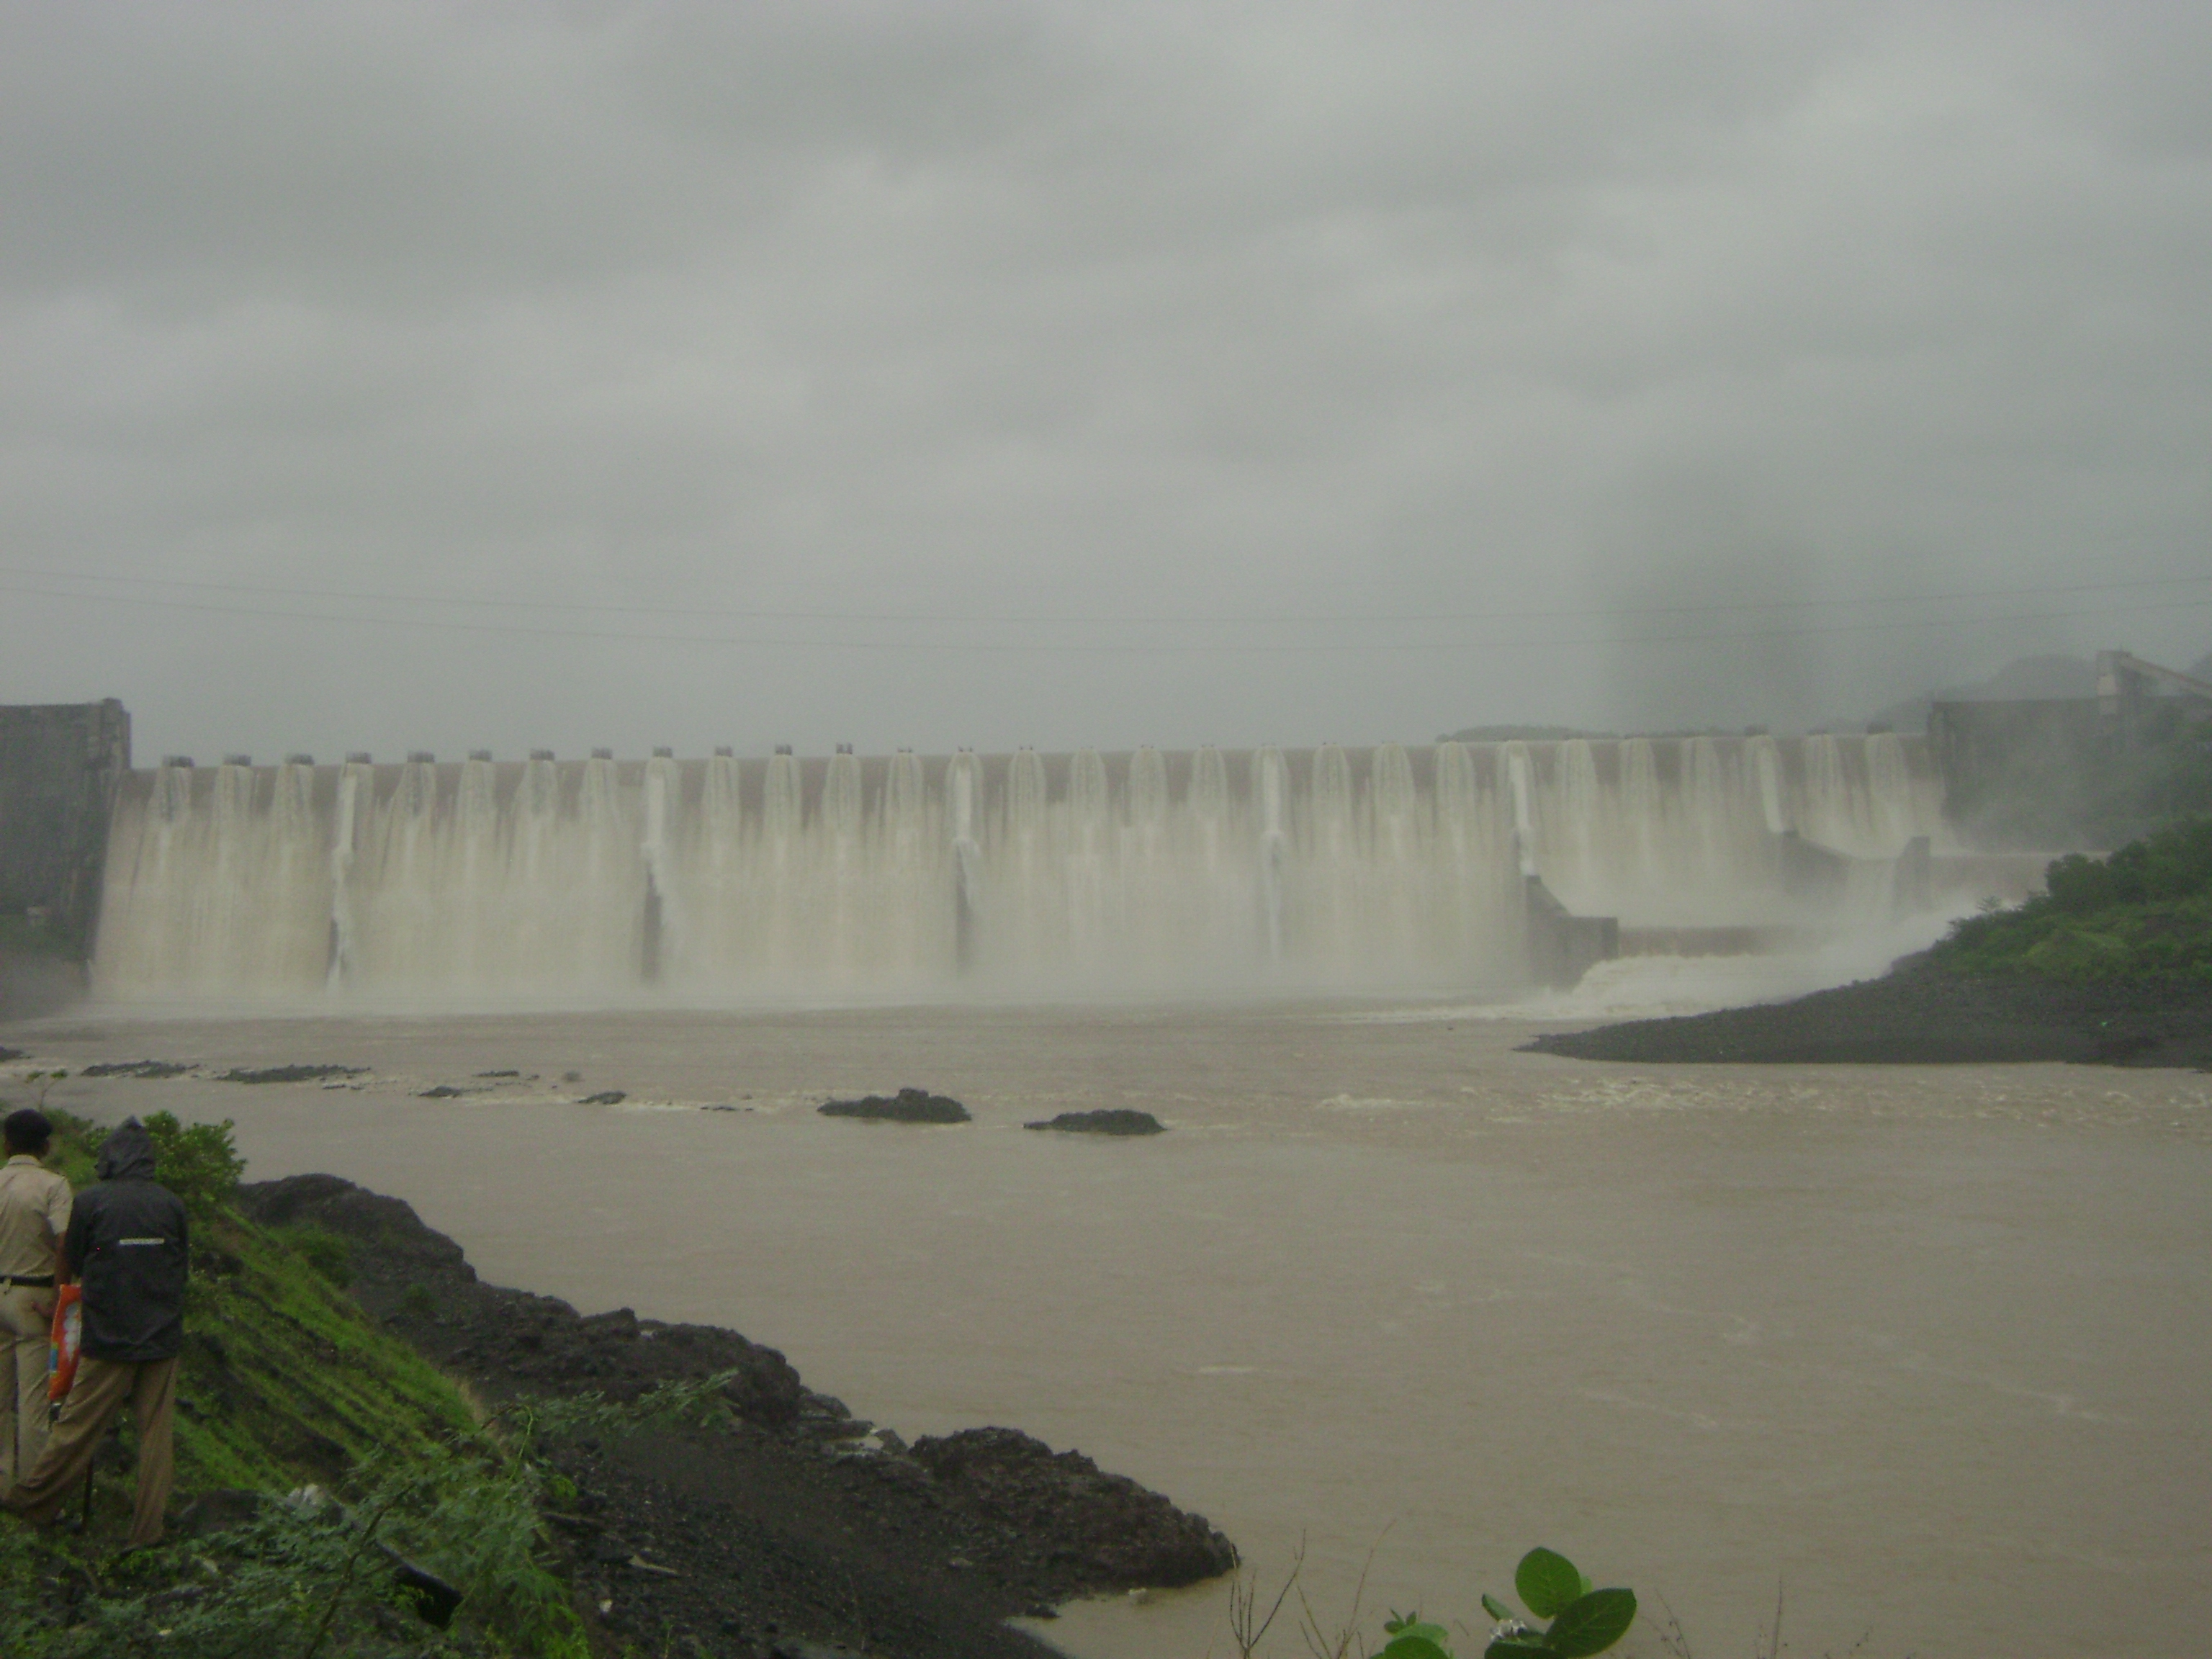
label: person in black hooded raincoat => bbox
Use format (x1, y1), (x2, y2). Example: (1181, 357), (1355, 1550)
(2, 1118), (189, 1547)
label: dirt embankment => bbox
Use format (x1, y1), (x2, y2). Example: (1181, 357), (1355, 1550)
(1521, 965), (2212, 1069)
(240, 1174), (1236, 1659)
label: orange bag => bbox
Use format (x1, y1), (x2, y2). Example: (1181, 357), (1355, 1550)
(48, 1285), (81, 1403)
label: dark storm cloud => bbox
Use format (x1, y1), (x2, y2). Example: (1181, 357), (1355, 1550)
(1, 2), (2207, 758)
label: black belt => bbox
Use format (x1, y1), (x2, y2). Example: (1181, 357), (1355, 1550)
(0, 1274), (54, 1288)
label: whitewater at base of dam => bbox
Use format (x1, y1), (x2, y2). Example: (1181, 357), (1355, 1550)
(91, 734), (1943, 1003)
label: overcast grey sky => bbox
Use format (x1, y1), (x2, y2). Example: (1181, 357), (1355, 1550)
(1, 2), (2207, 761)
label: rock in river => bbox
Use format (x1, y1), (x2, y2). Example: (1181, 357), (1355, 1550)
(819, 1087), (971, 1125)
(1024, 1109), (1166, 1136)
(220, 1064), (368, 1084)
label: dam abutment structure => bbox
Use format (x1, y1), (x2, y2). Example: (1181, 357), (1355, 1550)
(89, 732), (1945, 1004)
(0, 700), (130, 1017)
(0, 698), (131, 951)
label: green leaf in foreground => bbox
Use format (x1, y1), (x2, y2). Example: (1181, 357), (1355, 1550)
(1515, 1546), (1585, 1619)
(1385, 1617), (1452, 1644)
(1381, 1636), (1453, 1659)
(1380, 1627), (1451, 1654)
(1481, 1593), (1513, 1622)
(1485, 1637), (1552, 1659)
(1543, 1587), (1638, 1658)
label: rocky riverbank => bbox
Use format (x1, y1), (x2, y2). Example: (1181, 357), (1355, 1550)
(238, 1174), (1236, 1659)
(1522, 963), (2212, 1069)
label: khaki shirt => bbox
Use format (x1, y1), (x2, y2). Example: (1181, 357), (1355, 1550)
(0, 1153), (72, 1280)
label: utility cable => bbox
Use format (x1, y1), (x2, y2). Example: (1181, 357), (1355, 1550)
(3, 579), (2207, 655)
(0, 561), (2205, 629)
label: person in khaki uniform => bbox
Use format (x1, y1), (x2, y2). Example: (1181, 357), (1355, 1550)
(4, 1118), (187, 1547)
(0, 1108), (71, 1491)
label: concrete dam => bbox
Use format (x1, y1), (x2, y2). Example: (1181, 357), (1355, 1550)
(89, 734), (1943, 1003)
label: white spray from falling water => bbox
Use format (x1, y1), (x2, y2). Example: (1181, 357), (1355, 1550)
(1257, 746), (1287, 961)
(327, 764), (361, 990)
(91, 735), (1948, 1005)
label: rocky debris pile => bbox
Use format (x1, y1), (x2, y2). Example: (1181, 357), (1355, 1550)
(83, 1058), (196, 1078)
(1022, 1109), (1166, 1136)
(220, 1063), (369, 1084)
(580, 1089), (627, 1105)
(1522, 966), (2212, 1069)
(235, 1172), (1236, 1658)
(910, 1428), (1235, 1588)
(819, 1087), (971, 1124)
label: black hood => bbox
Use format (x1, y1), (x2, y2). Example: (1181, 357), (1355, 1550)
(96, 1118), (159, 1182)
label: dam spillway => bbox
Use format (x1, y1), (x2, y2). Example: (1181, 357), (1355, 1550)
(89, 734), (1943, 1003)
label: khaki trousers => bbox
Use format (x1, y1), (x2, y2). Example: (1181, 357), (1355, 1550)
(4, 1353), (177, 1547)
(0, 1282), (56, 1490)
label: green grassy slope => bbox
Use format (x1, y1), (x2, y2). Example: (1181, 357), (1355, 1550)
(172, 1211), (480, 1491)
(36, 1110), (479, 1493)
(0, 1110), (586, 1658)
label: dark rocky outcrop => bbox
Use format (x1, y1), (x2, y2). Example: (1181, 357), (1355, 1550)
(83, 1059), (195, 1078)
(235, 1171), (1238, 1659)
(1022, 1109), (1166, 1136)
(220, 1064), (368, 1084)
(819, 1087), (970, 1124)
(909, 1428), (1235, 1588)
(579, 1089), (627, 1105)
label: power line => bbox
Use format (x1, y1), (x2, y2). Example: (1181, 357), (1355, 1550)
(0, 561), (2206, 628)
(4, 578), (2207, 655)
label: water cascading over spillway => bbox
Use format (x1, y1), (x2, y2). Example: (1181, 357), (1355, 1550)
(91, 735), (1945, 1003)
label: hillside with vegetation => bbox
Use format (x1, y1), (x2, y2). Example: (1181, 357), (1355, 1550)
(1928, 817), (2212, 982)
(0, 1110), (592, 1658)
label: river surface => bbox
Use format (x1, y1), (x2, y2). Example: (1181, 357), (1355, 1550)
(8, 999), (2210, 1658)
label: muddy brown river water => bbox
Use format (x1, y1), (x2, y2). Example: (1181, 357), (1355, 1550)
(7, 999), (2209, 1658)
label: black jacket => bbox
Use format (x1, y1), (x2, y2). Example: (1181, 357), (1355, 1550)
(63, 1120), (189, 1364)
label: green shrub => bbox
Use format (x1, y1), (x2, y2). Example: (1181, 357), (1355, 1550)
(1466, 1546), (1637, 1658)
(1932, 815), (2212, 981)
(141, 1110), (246, 1226)
(50, 1108), (245, 1228)
(1, 1444), (589, 1658)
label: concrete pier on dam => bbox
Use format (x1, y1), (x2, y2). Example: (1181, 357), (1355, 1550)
(85, 734), (1950, 1005)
